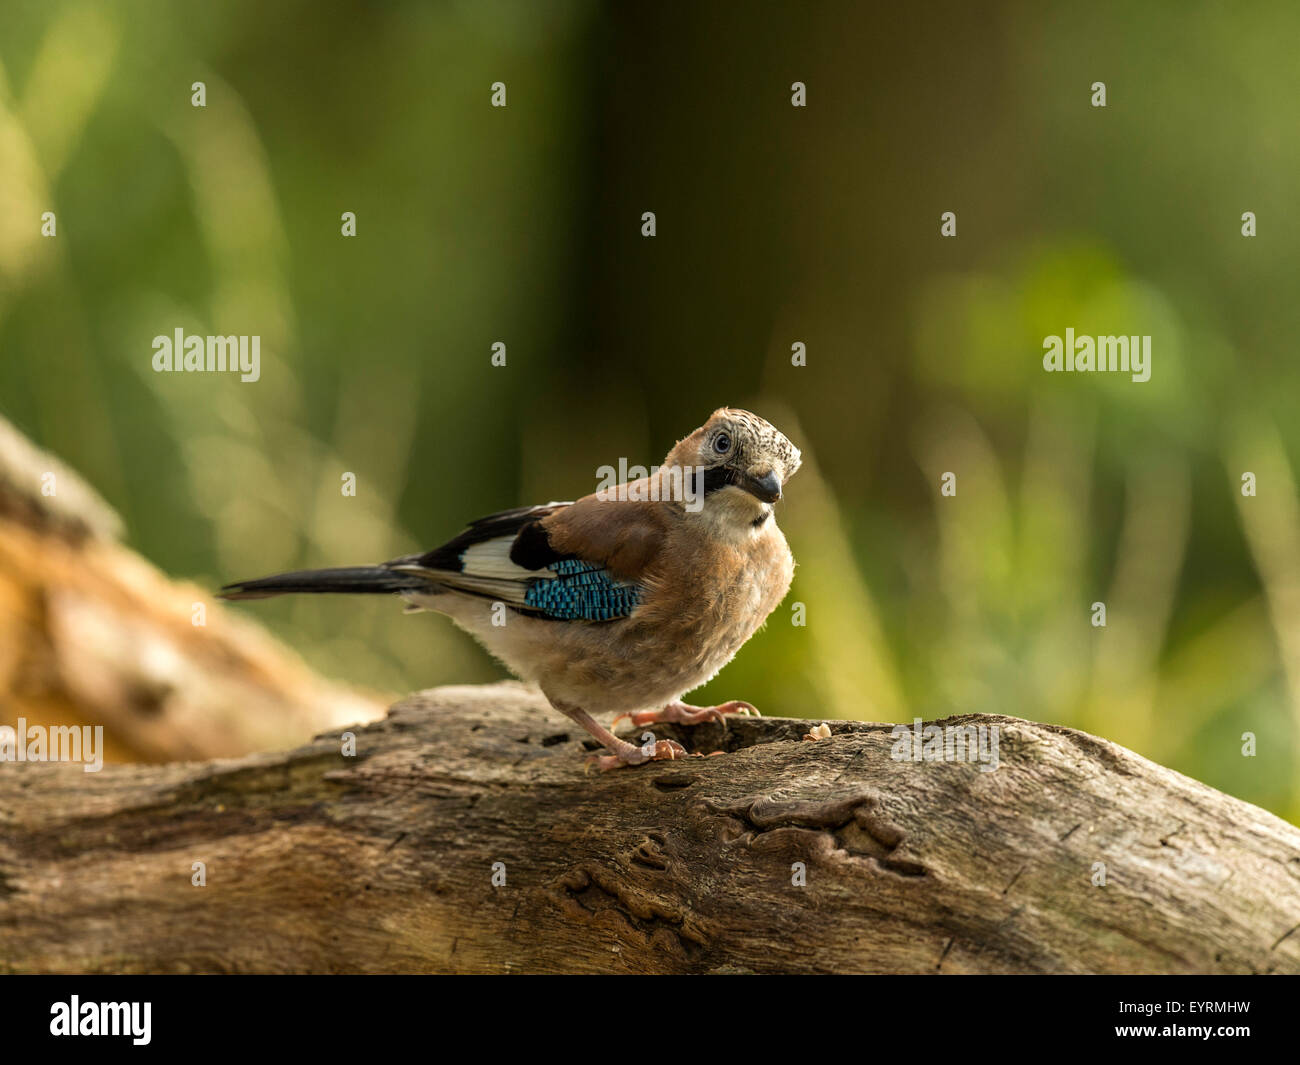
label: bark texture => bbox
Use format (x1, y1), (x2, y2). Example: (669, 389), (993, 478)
(3, 681), (1298, 974)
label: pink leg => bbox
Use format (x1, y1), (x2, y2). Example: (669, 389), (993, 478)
(551, 701), (687, 770)
(613, 700), (760, 729)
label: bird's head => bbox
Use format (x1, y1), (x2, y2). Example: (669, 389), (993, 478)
(666, 408), (801, 521)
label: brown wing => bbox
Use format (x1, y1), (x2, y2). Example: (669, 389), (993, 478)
(535, 488), (679, 583)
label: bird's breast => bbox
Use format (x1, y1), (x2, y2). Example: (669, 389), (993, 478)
(634, 521), (794, 672)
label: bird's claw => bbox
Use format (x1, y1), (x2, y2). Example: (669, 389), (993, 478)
(589, 738), (688, 771)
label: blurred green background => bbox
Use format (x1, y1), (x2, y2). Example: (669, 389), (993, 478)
(2, 0), (1299, 823)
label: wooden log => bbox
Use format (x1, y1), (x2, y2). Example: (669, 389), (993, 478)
(0, 414), (386, 762)
(2, 682), (1297, 974)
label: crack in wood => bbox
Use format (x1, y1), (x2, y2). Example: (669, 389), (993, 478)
(1271, 922), (1300, 951)
(937, 936), (955, 970)
(630, 833), (670, 872)
(554, 867), (705, 960)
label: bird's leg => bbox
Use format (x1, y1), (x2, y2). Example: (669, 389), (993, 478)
(613, 699), (760, 729)
(552, 701), (687, 770)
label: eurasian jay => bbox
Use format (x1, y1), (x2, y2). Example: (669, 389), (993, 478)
(220, 408), (801, 768)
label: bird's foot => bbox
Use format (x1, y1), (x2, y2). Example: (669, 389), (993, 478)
(613, 699), (760, 729)
(588, 738), (689, 771)
(555, 700), (691, 772)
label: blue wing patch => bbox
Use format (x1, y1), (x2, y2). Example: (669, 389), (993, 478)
(524, 559), (642, 621)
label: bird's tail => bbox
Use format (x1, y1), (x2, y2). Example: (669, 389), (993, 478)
(219, 566), (431, 600)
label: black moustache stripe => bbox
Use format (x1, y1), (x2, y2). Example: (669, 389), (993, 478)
(691, 466), (737, 497)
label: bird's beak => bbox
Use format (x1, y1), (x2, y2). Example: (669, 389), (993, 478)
(741, 469), (782, 503)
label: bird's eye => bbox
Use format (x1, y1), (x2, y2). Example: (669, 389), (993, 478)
(713, 433), (731, 454)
